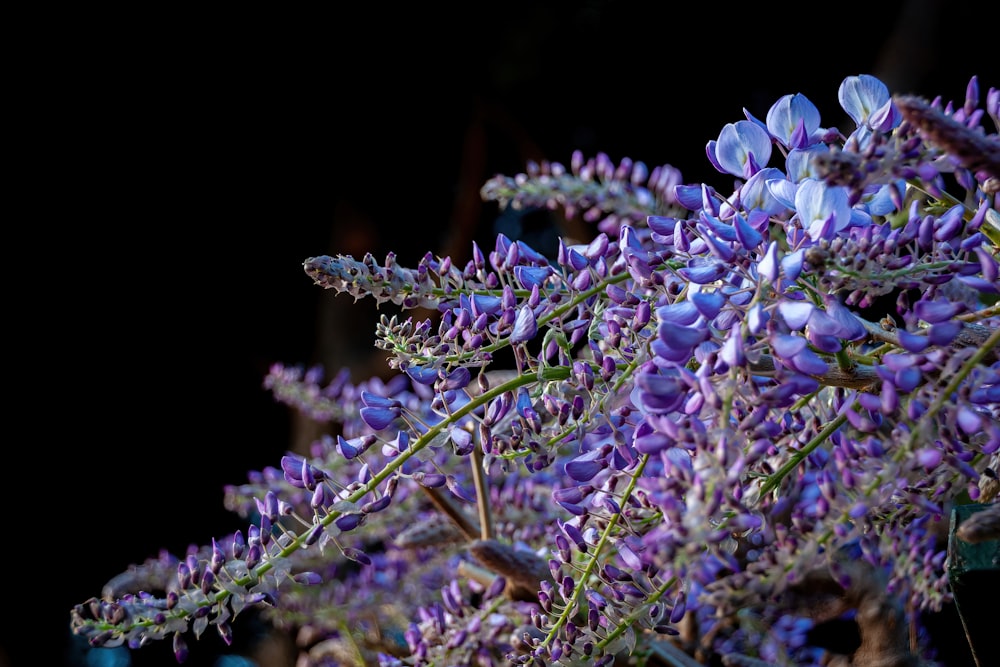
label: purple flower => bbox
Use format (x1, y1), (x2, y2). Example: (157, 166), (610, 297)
(359, 391), (402, 430)
(281, 454), (306, 487)
(766, 92), (823, 150)
(929, 321), (962, 345)
(335, 513), (365, 532)
(657, 318), (709, 350)
(823, 296), (867, 341)
(445, 475), (476, 503)
(342, 548), (371, 565)
(898, 330), (931, 353)
(619, 224), (654, 282)
(708, 120), (772, 179)
(794, 179), (852, 242)
(914, 299), (966, 323)
(565, 447), (610, 482)
(689, 289), (726, 319)
(510, 304), (538, 342)
(839, 74), (900, 133)
(514, 265), (552, 289)
(438, 366), (472, 391)
(777, 300), (813, 330)
(405, 364), (439, 385)
(757, 241), (780, 284)
(675, 183), (720, 214)
(733, 210), (767, 249)
(740, 168), (788, 216)
(771, 332), (828, 375)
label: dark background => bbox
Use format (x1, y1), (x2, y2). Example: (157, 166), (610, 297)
(12, 2), (999, 665)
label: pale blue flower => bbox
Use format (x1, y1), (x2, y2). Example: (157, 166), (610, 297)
(785, 145), (829, 183)
(794, 178), (853, 242)
(708, 120), (772, 179)
(740, 167), (788, 215)
(839, 74), (901, 147)
(766, 93), (824, 150)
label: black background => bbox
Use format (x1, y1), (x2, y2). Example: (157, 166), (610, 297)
(11, 2), (999, 665)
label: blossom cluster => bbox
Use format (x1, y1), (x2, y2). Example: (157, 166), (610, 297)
(71, 74), (999, 666)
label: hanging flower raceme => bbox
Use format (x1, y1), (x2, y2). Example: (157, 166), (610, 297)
(70, 72), (1000, 667)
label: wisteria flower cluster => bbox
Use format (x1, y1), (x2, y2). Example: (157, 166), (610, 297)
(71, 74), (1000, 666)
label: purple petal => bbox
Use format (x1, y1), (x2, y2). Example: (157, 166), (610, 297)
(510, 305), (538, 343)
(915, 447), (943, 469)
(734, 212), (763, 249)
(651, 337), (694, 363)
(559, 520), (588, 552)
(898, 330), (931, 353)
(484, 391), (513, 426)
(469, 294), (502, 316)
(360, 405), (400, 430)
(647, 215), (676, 235)
(405, 365), (439, 386)
(450, 427), (473, 455)
(634, 430), (675, 454)
(766, 93), (821, 148)
(747, 303), (769, 334)
(439, 366), (472, 391)
(956, 406), (982, 435)
(565, 449), (607, 482)
(336, 435), (359, 460)
(360, 391), (402, 409)
(690, 290), (726, 319)
(719, 328), (746, 367)
(446, 475), (476, 503)
(806, 328), (842, 354)
(824, 298), (867, 340)
(635, 371), (686, 406)
(335, 513), (365, 532)
(914, 299), (966, 323)
(679, 260), (727, 284)
(787, 347), (829, 375)
(658, 320), (709, 349)
(757, 241), (779, 283)
(342, 548), (372, 565)
(894, 367), (922, 393)
(552, 486), (588, 505)
(414, 472), (447, 488)
(362, 495), (392, 514)
(656, 301), (701, 325)
(714, 120), (772, 179)
(771, 333), (807, 358)
(780, 248), (805, 281)
(558, 501), (587, 516)
(565, 458), (603, 482)
(839, 74), (891, 129)
(514, 266), (552, 289)
(928, 321), (962, 346)
(778, 300), (814, 330)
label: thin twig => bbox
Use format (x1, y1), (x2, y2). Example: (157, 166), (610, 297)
(419, 486), (479, 541)
(748, 354), (879, 389)
(470, 447), (493, 541)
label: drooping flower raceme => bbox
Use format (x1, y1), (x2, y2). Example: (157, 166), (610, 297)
(71, 74), (999, 667)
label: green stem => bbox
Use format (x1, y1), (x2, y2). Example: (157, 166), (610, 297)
(543, 454), (649, 648)
(755, 413), (848, 501)
(93, 367), (572, 633)
(596, 575), (678, 652)
(904, 323), (1000, 455)
(924, 325), (1000, 424)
